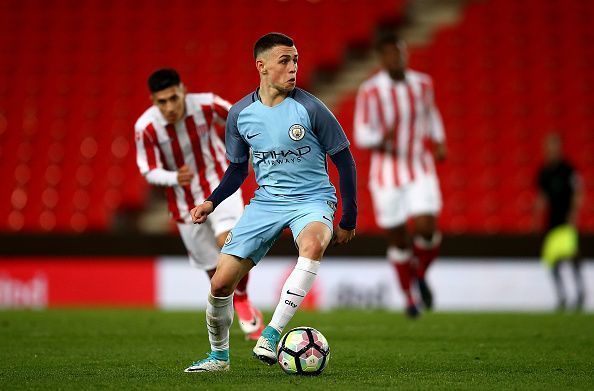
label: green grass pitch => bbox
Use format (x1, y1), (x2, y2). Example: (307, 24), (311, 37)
(1, 310), (592, 390)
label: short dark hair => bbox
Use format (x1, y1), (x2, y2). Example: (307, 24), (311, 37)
(374, 30), (402, 51)
(253, 32), (294, 59)
(147, 68), (181, 93)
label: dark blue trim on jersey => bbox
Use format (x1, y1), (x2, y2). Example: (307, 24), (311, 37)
(292, 88), (350, 156)
(224, 92), (258, 164)
(330, 147), (358, 230)
(255, 87), (297, 103)
(206, 161), (249, 209)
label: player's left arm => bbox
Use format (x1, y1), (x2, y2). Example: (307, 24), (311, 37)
(329, 148), (357, 245)
(426, 80), (447, 162)
(303, 92), (357, 244)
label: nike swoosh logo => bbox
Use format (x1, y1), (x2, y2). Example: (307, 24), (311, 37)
(259, 346), (274, 353)
(286, 290), (305, 297)
(246, 133), (261, 140)
(322, 216), (332, 223)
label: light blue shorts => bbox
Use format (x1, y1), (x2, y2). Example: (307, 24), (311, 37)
(221, 199), (336, 264)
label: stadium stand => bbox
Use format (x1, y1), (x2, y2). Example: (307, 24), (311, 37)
(1, 0), (591, 235)
(0, 0), (404, 232)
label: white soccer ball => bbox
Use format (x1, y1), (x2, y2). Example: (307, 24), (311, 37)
(277, 327), (330, 375)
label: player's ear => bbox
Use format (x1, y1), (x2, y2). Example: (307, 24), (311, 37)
(180, 83), (187, 95)
(256, 58), (267, 75)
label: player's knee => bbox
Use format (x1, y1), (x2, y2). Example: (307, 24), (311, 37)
(388, 232), (408, 249)
(414, 216), (436, 239)
(392, 236), (408, 249)
(298, 237), (326, 260)
(387, 225), (409, 248)
(417, 229), (434, 242)
(210, 276), (234, 297)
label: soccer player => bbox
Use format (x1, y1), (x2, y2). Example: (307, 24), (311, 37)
(354, 31), (446, 317)
(534, 133), (585, 311)
(184, 32), (357, 372)
(134, 68), (264, 340)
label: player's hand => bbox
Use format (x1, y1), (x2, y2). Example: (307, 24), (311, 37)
(191, 201), (214, 224)
(379, 130), (396, 152)
(177, 165), (193, 186)
(332, 226), (355, 246)
(434, 143), (447, 161)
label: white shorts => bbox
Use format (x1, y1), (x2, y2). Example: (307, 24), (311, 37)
(176, 190), (244, 270)
(370, 174), (442, 229)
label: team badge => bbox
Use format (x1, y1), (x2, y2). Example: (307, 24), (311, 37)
(224, 232), (233, 245)
(288, 124), (306, 141)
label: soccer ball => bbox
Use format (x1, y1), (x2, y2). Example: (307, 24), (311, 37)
(277, 327), (330, 375)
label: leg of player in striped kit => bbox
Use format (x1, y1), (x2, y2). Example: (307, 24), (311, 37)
(369, 185), (420, 318)
(412, 215), (441, 310)
(409, 174), (443, 311)
(386, 226), (420, 318)
(232, 272), (265, 340)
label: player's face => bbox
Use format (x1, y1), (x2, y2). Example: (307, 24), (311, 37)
(381, 41), (408, 80)
(261, 45), (298, 93)
(152, 85), (186, 124)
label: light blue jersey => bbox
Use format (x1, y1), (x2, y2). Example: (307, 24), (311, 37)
(221, 87), (350, 264)
(226, 87), (350, 204)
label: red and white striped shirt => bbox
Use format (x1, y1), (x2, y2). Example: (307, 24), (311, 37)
(135, 93), (231, 223)
(354, 69), (445, 189)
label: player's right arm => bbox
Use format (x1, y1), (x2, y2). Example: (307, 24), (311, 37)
(353, 84), (392, 151)
(134, 123), (193, 187)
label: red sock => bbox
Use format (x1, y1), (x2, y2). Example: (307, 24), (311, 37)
(413, 234), (441, 279)
(233, 273), (252, 320)
(235, 273), (249, 296)
(388, 247), (415, 306)
(391, 261), (415, 306)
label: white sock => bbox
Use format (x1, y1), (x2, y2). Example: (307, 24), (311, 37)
(269, 257), (320, 333)
(387, 246), (412, 264)
(206, 292), (234, 352)
(414, 231), (442, 249)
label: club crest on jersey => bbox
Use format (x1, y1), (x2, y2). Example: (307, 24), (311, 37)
(326, 200), (337, 212)
(288, 124), (306, 141)
(224, 232), (233, 246)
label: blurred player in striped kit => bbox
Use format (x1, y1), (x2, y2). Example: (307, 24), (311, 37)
(134, 68), (264, 339)
(354, 31), (446, 317)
